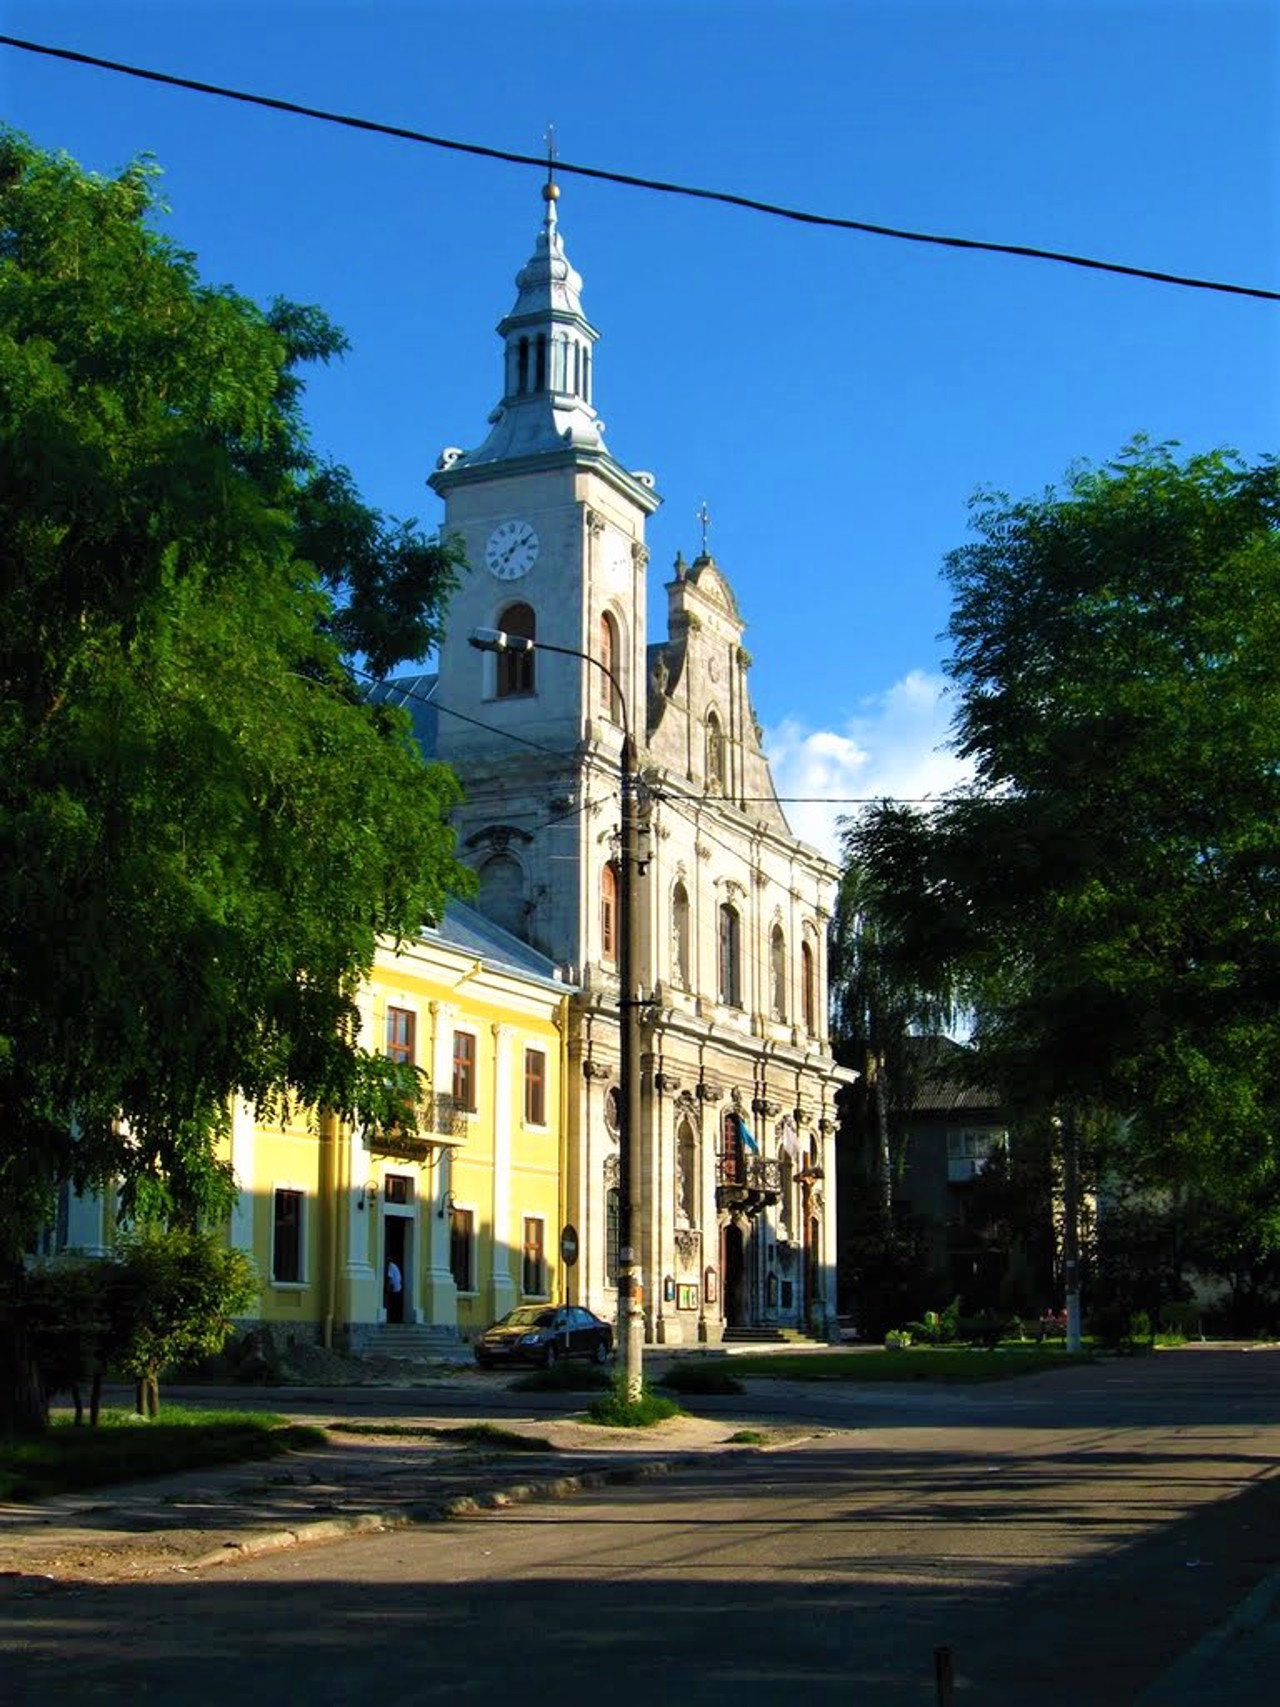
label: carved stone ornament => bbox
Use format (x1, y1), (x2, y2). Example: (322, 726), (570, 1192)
(752, 1098), (782, 1118)
(586, 507), (606, 539)
(582, 1059), (613, 1081)
(723, 879), (745, 902)
(632, 542), (650, 570)
(604, 1154), (620, 1189)
(818, 1118), (833, 1135)
(674, 1229), (700, 1269)
(675, 1089), (699, 1116)
(696, 1081), (724, 1104)
(654, 1072), (682, 1096)
(695, 842), (712, 862)
(464, 824), (534, 853)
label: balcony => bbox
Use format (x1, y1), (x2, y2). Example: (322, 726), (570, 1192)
(716, 1153), (781, 1214)
(367, 1094), (468, 1162)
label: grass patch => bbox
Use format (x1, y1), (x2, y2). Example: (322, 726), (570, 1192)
(1, 1406), (326, 1502)
(584, 1384), (684, 1428)
(658, 1361), (745, 1395)
(329, 1420), (556, 1453)
(510, 1363), (613, 1393)
(722, 1348), (1097, 1383)
(726, 1429), (770, 1445)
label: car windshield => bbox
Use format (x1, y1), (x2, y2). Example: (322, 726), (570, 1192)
(499, 1307), (556, 1328)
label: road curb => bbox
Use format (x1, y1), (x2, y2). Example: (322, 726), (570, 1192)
(191, 1457), (677, 1571)
(1135, 1564), (1280, 1706)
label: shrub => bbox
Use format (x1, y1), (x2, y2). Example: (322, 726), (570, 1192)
(585, 1381), (682, 1428)
(884, 1329), (913, 1349)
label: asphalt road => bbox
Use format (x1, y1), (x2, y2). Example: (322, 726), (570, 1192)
(4, 1349), (1278, 1705)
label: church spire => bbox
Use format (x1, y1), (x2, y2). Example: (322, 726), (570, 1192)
(433, 174), (607, 478)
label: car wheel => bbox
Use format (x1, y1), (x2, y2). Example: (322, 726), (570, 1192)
(542, 1344), (557, 1369)
(592, 1339), (609, 1365)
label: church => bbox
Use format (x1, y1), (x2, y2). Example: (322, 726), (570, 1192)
(407, 176), (854, 1345)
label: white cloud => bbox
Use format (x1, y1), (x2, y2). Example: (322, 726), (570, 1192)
(764, 670), (972, 860)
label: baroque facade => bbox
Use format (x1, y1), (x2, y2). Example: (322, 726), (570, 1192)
(408, 180), (855, 1343)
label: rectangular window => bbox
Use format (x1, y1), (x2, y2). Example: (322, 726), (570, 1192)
(453, 1030), (477, 1112)
(522, 1215), (546, 1296)
(272, 1188), (304, 1284)
(524, 1047), (547, 1126)
(450, 1207), (475, 1292)
(385, 1006), (415, 1064)
(384, 1174), (412, 1206)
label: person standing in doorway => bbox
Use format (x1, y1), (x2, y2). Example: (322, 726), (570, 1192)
(385, 1258), (403, 1322)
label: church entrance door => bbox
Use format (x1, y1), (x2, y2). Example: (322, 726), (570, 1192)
(723, 1223), (747, 1327)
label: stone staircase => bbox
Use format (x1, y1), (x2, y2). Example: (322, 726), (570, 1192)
(364, 1323), (468, 1362)
(721, 1325), (827, 1348)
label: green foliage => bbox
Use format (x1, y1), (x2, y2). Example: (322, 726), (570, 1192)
(23, 1230), (258, 1419)
(883, 1329), (913, 1349)
(585, 1380), (683, 1427)
(845, 441), (1280, 1204)
(0, 132), (471, 1262)
(110, 1227), (258, 1391)
(657, 1361), (745, 1395)
(0, 1408), (322, 1501)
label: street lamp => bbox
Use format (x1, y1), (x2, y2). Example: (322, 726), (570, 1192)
(468, 626), (646, 1400)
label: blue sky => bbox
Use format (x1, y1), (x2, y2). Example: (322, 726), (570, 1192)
(5, 0), (1277, 853)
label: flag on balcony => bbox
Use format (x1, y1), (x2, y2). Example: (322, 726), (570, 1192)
(779, 1116), (802, 1161)
(738, 1116), (759, 1154)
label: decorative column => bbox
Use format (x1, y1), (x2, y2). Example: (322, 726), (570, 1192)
(420, 1000), (460, 1325)
(488, 1022), (519, 1320)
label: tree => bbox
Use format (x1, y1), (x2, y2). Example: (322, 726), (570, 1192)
(847, 442), (1280, 1211)
(829, 864), (959, 1209)
(0, 134), (471, 1429)
(111, 1229), (259, 1417)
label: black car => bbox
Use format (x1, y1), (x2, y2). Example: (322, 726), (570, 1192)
(475, 1304), (614, 1370)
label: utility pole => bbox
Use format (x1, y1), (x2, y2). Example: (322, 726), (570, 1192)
(469, 627), (645, 1399)
(616, 729), (645, 1401)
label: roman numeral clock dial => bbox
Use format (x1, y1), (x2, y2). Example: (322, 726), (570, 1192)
(485, 519), (540, 580)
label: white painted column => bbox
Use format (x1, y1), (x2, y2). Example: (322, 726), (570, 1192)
(489, 1022), (518, 1318)
(229, 1098), (256, 1255)
(421, 1000), (459, 1324)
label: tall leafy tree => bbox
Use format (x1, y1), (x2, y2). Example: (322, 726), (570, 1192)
(847, 442), (1280, 1204)
(0, 134), (470, 1426)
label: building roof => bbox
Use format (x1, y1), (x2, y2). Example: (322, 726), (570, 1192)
(904, 1036), (1003, 1118)
(366, 672), (439, 758)
(421, 898), (570, 993)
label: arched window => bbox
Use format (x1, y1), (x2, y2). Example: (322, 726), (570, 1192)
(718, 903), (741, 1008)
(477, 854), (526, 939)
(601, 862), (619, 964)
(516, 336), (529, 394)
(706, 711), (725, 794)
(779, 1154), (794, 1236)
(534, 332), (547, 390)
(770, 924), (787, 1022)
(671, 881), (690, 989)
(676, 1121), (698, 1227)
(801, 936), (817, 1034)
(496, 602), (535, 697)
(599, 611), (622, 722)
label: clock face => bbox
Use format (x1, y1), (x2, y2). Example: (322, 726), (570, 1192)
(605, 533), (632, 578)
(485, 519), (540, 579)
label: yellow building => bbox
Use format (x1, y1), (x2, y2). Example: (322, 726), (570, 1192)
(47, 902), (573, 1359)
(230, 900), (572, 1356)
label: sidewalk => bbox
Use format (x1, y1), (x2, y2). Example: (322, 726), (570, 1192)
(0, 1404), (751, 1585)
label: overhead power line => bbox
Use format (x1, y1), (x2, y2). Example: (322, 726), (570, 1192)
(3, 33), (1276, 303)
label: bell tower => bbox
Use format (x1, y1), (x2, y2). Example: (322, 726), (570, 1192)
(429, 179), (660, 974)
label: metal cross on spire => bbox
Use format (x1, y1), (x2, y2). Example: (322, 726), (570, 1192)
(544, 122), (557, 189)
(697, 500), (712, 557)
